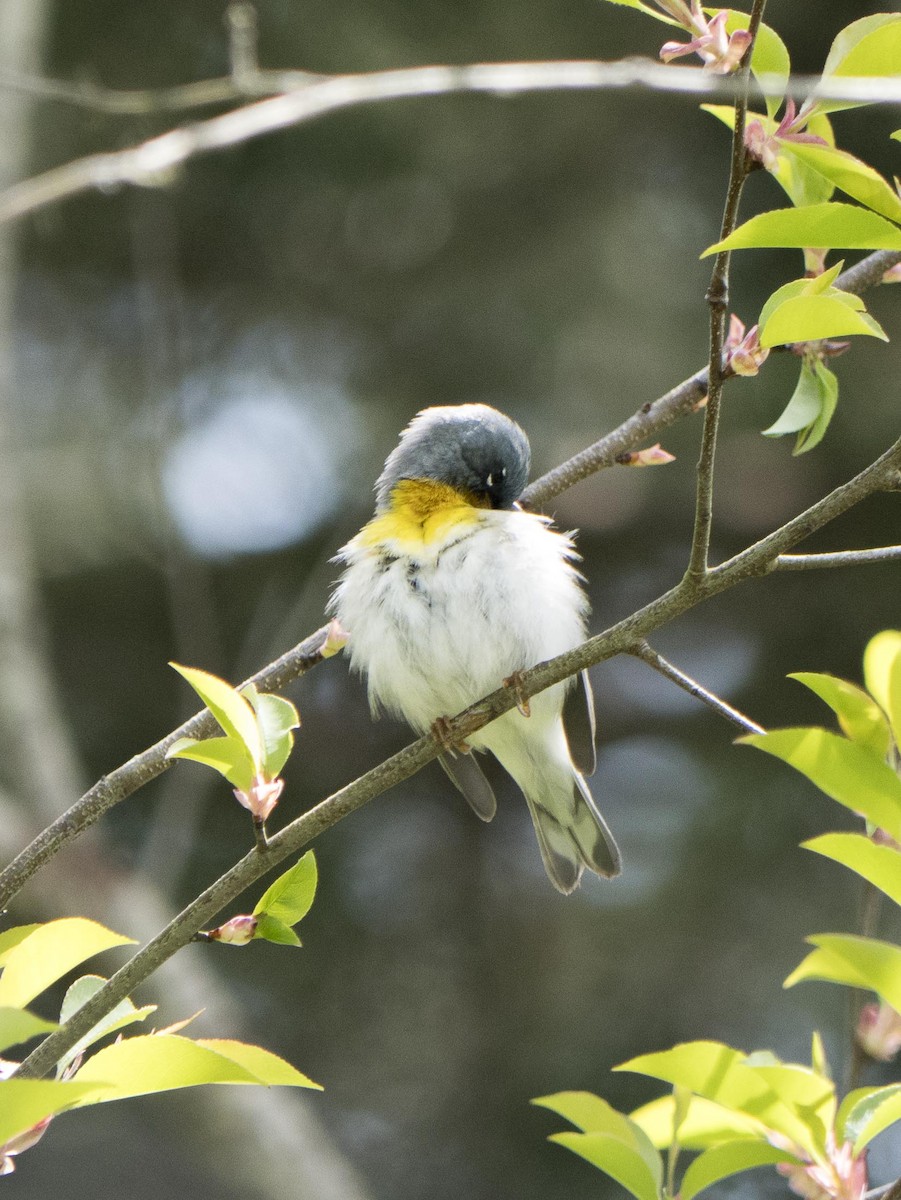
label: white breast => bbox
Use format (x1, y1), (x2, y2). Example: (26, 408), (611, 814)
(330, 509), (588, 733)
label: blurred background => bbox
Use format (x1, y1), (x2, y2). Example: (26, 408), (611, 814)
(1, 1), (900, 1197)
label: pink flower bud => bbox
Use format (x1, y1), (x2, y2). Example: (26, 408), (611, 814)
(616, 444), (677, 467)
(234, 776), (284, 823)
(208, 914), (258, 945)
(857, 1000), (901, 1062)
(321, 617), (350, 659)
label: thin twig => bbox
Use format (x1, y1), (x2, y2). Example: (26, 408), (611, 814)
(686, 1), (765, 581)
(628, 641), (764, 734)
(0, 623), (334, 909)
(2, 58), (901, 225)
(17, 434), (901, 1080)
(775, 547), (901, 570)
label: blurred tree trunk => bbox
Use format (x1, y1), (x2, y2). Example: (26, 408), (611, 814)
(0, 7), (371, 1197)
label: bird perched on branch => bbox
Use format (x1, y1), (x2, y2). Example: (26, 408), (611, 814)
(330, 403), (621, 893)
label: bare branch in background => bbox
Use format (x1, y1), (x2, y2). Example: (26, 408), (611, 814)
(774, 546), (901, 570)
(628, 641), (764, 734)
(0, 59), (900, 225)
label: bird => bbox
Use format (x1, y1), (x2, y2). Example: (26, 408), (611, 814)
(329, 403), (621, 893)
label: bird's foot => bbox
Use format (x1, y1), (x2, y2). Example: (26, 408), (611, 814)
(431, 715), (470, 756)
(503, 670), (531, 718)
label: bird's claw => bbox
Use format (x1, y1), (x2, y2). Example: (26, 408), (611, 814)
(431, 716), (470, 756)
(503, 671), (531, 718)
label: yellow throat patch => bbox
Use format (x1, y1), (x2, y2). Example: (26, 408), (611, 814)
(357, 478), (488, 550)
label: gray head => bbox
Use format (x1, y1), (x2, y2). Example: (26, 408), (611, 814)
(375, 404), (531, 513)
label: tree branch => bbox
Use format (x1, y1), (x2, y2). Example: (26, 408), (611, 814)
(627, 641), (764, 734)
(17, 432), (901, 1081)
(686, 0), (764, 580)
(1, 59), (901, 225)
(775, 547), (901, 571)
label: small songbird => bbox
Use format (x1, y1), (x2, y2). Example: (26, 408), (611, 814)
(330, 403), (621, 893)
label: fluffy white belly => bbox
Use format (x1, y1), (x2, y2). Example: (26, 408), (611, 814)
(332, 510), (588, 733)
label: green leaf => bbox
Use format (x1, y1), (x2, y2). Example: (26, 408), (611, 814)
(760, 294), (888, 346)
(803, 834), (901, 908)
(254, 914), (302, 947)
(762, 362), (823, 437)
(863, 631), (901, 747)
(680, 1139), (799, 1200)
(194, 1038), (322, 1089)
(170, 663), (263, 769)
(703, 203), (901, 256)
(56, 975), (156, 1072)
(840, 1084), (901, 1153)
(0, 1079), (110, 1145)
(616, 1042), (820, 1156)
(0, 925), (41, 965)
(786, 935), (901, 1012)
(253, 851), (317, 926)
(0, 919), (135, 1009)
(818, 14), (901, 115)
(792, 363), (839, 456)
(549, 1132), (662, 1200)
(757, 263), (846, 331)
(789, 673), (891, 757)
(242, 685), (300, 779)
(718, 14), (789, 119)
(598, 0), (681, 25)
(781, 144), (901, 224)
(630, 1094), (766, 1150)
(0, 1007), (57, 1053)
(166, 735), (256, 793)
(740, 728), (901, 840)
(72, 1033), (320, 1100)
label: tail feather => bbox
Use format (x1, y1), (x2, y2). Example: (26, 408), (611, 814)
(526, 773), (622, 894)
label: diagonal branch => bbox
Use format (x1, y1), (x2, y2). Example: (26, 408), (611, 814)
(627, 640), (764, 734)
(17, 432), (901, 1081)
(1, 58), (901, 225)
(775, 546), (901, 571)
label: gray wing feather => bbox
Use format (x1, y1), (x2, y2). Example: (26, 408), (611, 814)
(439, 752), (497, 822)
(562, 669), (597, 776)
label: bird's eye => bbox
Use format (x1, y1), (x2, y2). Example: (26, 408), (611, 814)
(500, 467), (507, 477)
(486, 473), (495, 488)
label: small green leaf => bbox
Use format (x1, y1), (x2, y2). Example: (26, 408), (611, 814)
(56, 976), (156, 1072)
(786, 935), (901, 1013)
(863, 631), (901, 747)
(549, 1132), (662, 1200)
(166, 735), (256, 793)
(0, 925), (41, 965)
(253, 851), (317, 926)
(718, 13), (789, 119)
(803, 834), (901, 908)
(0, 919), (135, 1009)
(194, 1038), (322, 1089)
(782, 143), (901, 224)
(0, 1079), (110, 1145)
(762, 362), (822, 437)
(72, 1033), (320, 1100)
(792, 363), (838, 456)
(170, 663), (263, 769)
(789, 673), (891, 757)
(840, 1084), (901, 1153)
(703, 203), (901, 256)
(630, 1094), (765, 1150)
(0, 1007), (58, 1053)
(760, 294), (888, 346)
(254, 914), (302, 947)
(818, 14), (901, 115)
(740, 728), (901, 841)
(680, 1139), (799, 1200)
(242, 685), (300, 780)
(598, 0), (681, 25)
